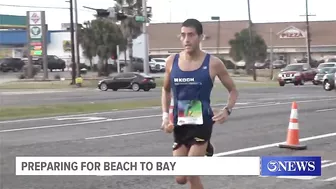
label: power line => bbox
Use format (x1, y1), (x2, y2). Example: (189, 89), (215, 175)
(0, 3), (93, 12)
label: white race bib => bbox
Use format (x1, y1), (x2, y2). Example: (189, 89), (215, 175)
(177, 100), (203, 126)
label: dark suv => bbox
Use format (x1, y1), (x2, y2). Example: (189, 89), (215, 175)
(36, 55), (66, 72)
(0, 58), (25, 72)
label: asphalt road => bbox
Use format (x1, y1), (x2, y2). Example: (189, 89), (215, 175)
(0, 86), (336, 189)
(1, 82), (334, 107)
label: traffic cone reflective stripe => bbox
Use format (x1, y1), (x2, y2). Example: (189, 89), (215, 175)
(278, 102), (307, 150)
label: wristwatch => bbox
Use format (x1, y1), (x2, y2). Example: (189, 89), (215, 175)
(224, 106), (232, 115)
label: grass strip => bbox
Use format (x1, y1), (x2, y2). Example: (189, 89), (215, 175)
(0, 98), (230, 121)
(0, 99), (162, 120)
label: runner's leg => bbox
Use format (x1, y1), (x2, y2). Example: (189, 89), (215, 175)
(186, 141), (208, 189)
(173, 144), (189, 185)
(206, 141), (214, 156)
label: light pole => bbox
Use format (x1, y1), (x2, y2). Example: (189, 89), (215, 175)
(211, 16), (220, 56)
(142, 0), (150, 75)
(247, 0), (256, 81)
(73, 0), (81, 77)
(66, 0), (76, 84)
(300, 0), (315, 67)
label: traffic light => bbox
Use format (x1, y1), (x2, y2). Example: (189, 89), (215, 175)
(116, 13), (127, 21)
(96, 9), (110, 17)
(94, 7), (127, 21)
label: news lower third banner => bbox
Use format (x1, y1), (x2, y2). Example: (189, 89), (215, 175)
(15, 156), (322, 176)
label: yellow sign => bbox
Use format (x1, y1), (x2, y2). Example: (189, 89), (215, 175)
(63, 40), (71, 52)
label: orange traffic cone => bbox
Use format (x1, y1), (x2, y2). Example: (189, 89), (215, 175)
(278, 102), (307, 150)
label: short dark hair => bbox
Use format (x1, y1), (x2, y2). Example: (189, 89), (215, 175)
(182, 19), (203, 35)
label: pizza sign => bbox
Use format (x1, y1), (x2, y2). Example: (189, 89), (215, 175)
(279, 28), (305, 39)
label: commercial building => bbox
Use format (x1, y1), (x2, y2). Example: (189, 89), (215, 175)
(147, 20), (336, 63)
(2, 13), (336, 65)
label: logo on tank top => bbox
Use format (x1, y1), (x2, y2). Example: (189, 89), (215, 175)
(173, 78), (195, 83)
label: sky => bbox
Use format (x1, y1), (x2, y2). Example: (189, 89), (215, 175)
(0, 0), (335, 30)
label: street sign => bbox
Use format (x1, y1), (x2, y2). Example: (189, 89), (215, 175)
(135, 15), (145, 22)
(211, 16), (220, 20)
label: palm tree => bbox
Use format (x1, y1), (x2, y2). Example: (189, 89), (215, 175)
(78, 21), (96, 70)
(229, 28), (268, 80)
(114, 0), (152, 72)
(79, 18), (126, 76)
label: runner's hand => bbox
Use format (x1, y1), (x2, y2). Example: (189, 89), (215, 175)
(161, 118), (174, 133)
(212, 108), (229, 124)
(161, 113), (174, 133)
(161, 117), (169, 130)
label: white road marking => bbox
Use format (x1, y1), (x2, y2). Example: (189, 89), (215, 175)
(213, 131), (336, 157)
(324, 176), (336, 181)
(1, 98), (336, 133)
(321, 162), (336, 168)
(0, 107), (162, 124)
(0, 115), (158, 133)
(316, 108), (334, 112)
(0, 96), (335, 125)
(54, 117), (107, 121)
(85, 129), (160, 140)
(322, 160), (332, 164)
(276, 161), (336, 180)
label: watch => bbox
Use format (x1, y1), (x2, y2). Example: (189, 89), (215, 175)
(224, 106), (232, 115)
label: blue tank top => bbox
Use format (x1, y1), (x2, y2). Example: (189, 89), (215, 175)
(170, 53), (214, 127)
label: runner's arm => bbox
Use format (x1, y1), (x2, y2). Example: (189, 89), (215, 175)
(161, 55), (175, 115)
(213, 58), (238, 110)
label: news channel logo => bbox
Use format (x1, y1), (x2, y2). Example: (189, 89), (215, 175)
(260, 156), (322, 176)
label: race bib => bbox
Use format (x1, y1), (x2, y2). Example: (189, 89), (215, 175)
(177, 100), (203, 126)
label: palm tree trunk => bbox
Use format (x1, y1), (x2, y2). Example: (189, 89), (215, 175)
(105, 59), (109, 76)
(97, 58), (104, 76)
(89, 59), (93, 71)
(125, 37), (134, 72)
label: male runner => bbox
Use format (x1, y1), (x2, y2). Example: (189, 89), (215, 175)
(161, 18), (238, 188)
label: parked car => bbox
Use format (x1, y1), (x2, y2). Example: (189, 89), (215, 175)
(316, 62), (336, 72)
(235, 61), (246, 69)
(277, 63), (317, 86)
(272, 60), (287, 69)
(98, 72), (156, 92)
(321, 68), (336, 91)
(313, 67), (336, 85)
(150, 58), (166, 72)
(36, 55), (66, 72)
(254, 59), (270, 69)
(0, 58), (25, 72)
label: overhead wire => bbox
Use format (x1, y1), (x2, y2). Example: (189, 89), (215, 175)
(0, 3), (94, 12)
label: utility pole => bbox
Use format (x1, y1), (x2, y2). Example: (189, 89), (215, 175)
(68, 0), (76, 84)
(211, 16), (220, 56)
(74, 0), (81, 77)
(300, 0), (315, 67)
(247, 0), (256, 81)
(142, 0), (150, 75)
(269, 28), (274, 80)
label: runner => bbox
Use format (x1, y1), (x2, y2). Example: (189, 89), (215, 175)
(161, 18), (238, 188)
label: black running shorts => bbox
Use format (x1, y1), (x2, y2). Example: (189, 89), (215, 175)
(172, 123), (213, 150)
